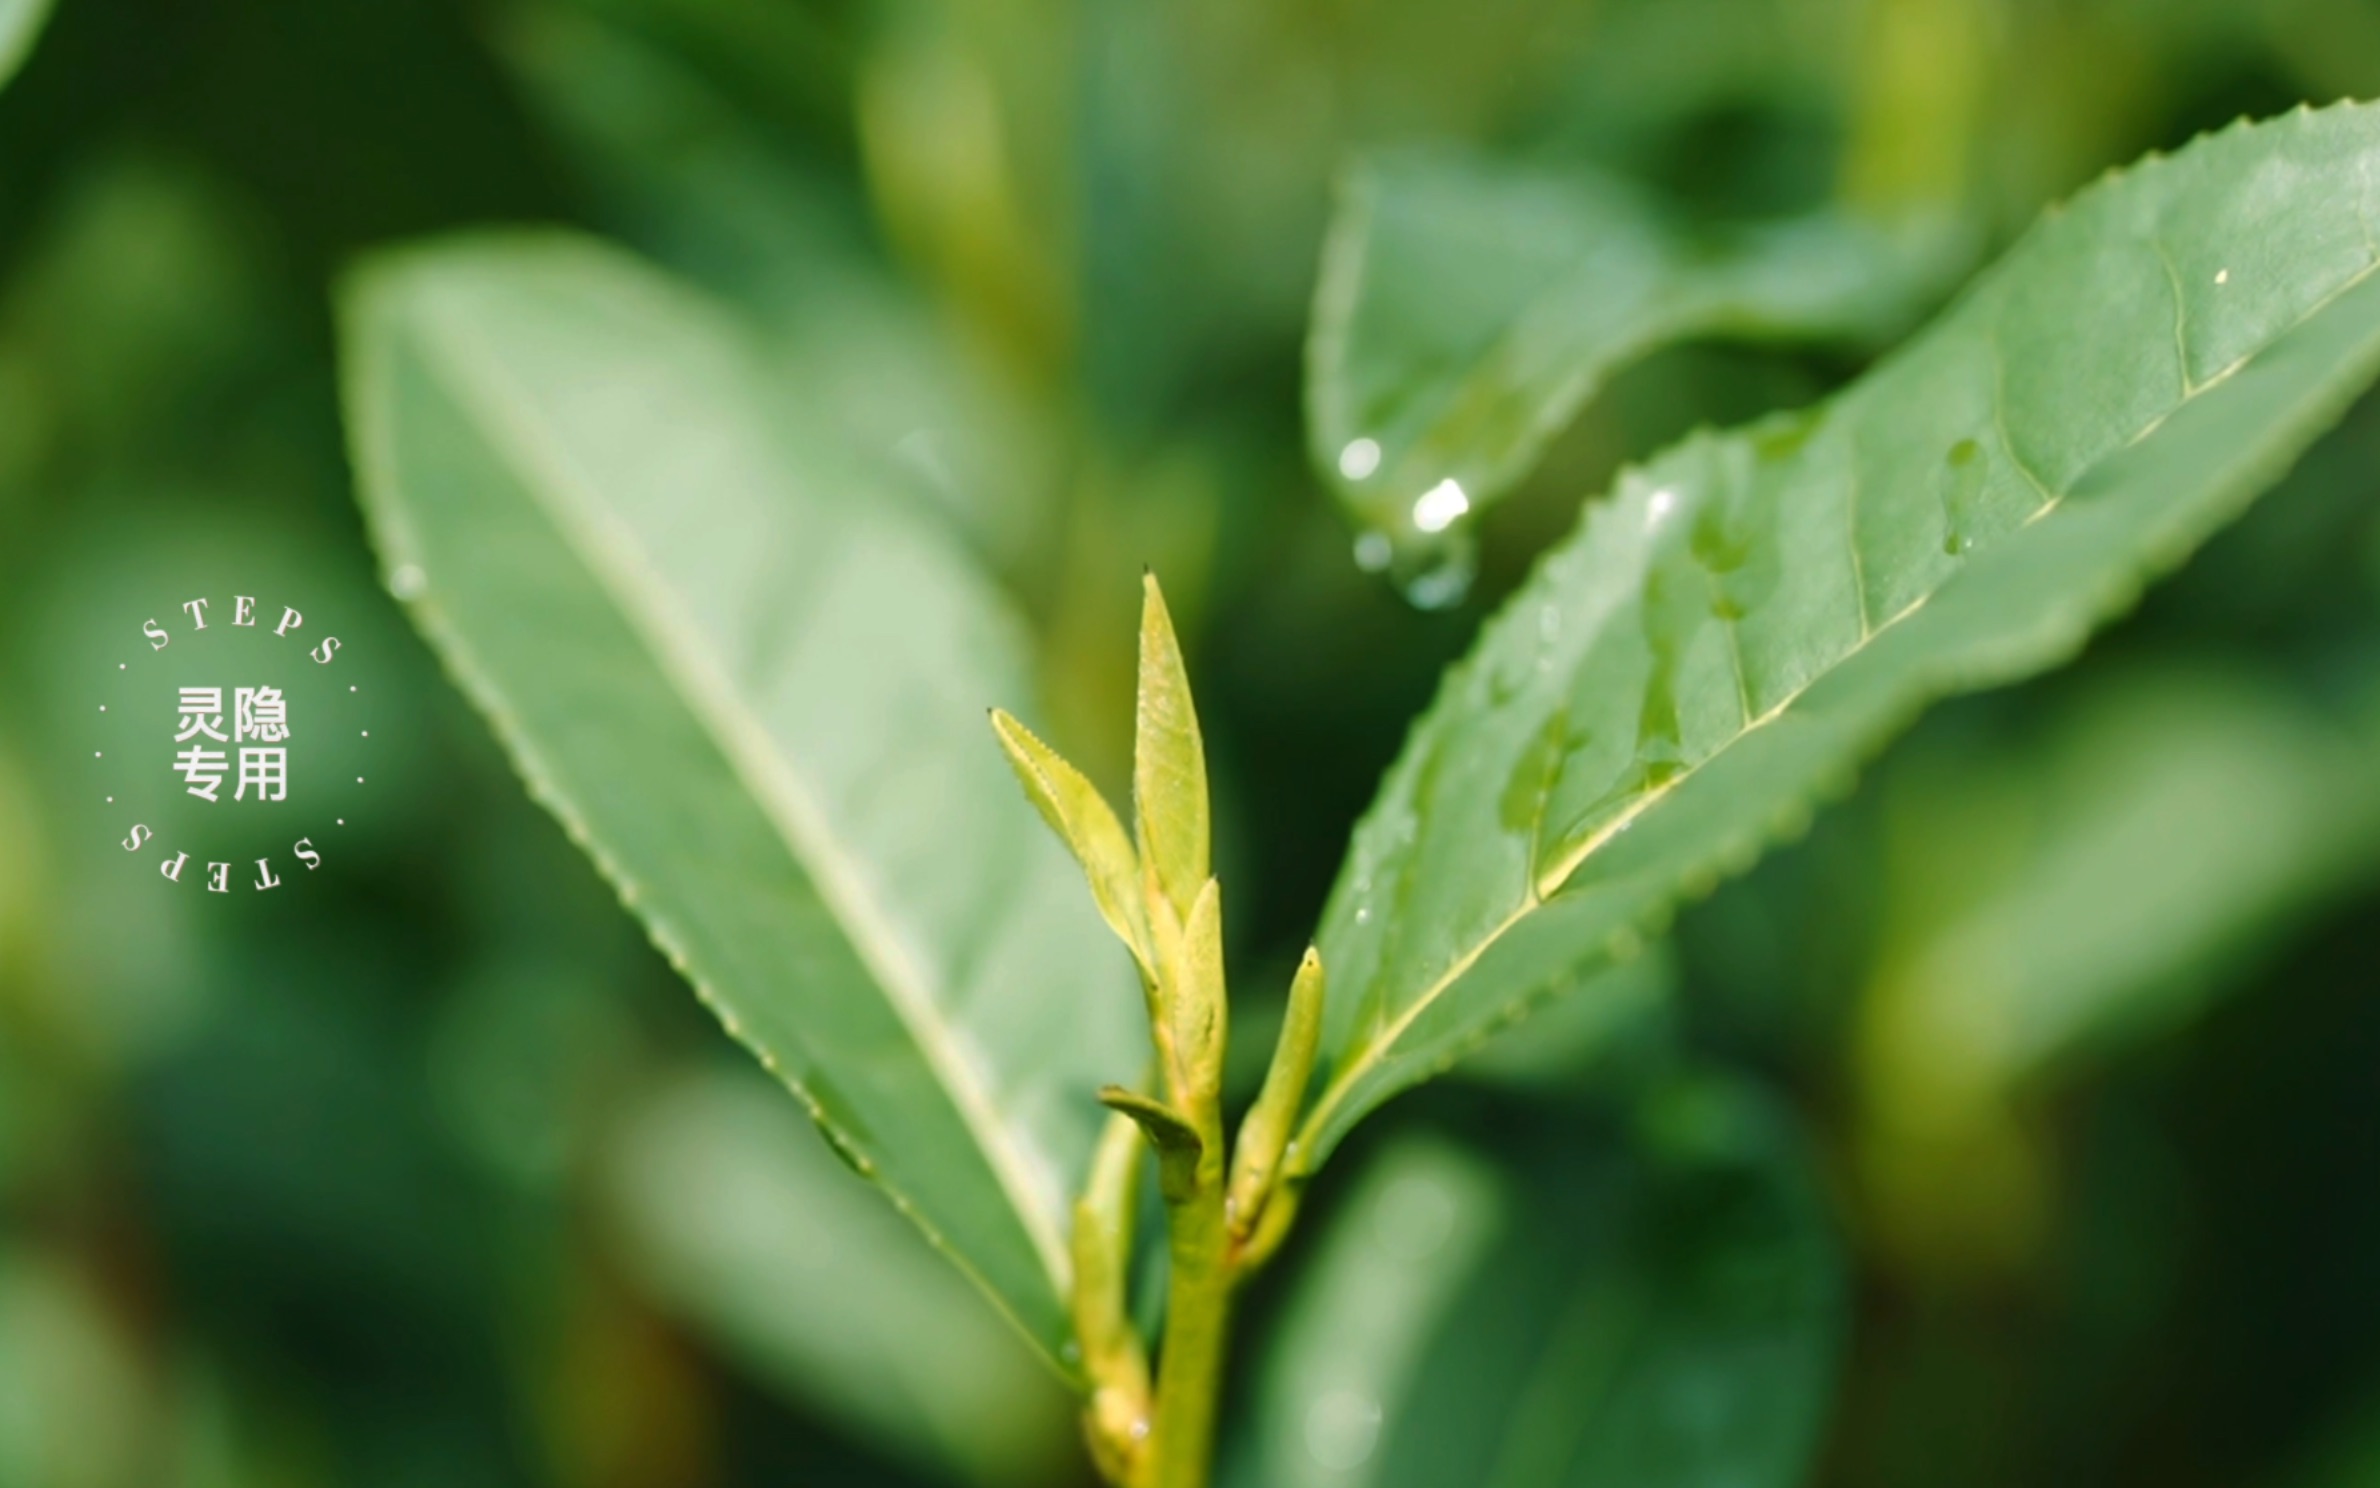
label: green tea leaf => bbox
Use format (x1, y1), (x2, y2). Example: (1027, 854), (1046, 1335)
(1307, 149), (1954, 573)
(991, 708), (1153, 976)
(1248, 1084), (1839, 1488)
(1146, 872), (1226, 1117)
(339, 233), (1142, 1367)
(1134, 571), (1211, 920)
(1302, 103), (2380, 1166)
(1226, 946), (1324, 1240)
(1097, 1086), (1204, 1203)
(0, 0), (53, 93)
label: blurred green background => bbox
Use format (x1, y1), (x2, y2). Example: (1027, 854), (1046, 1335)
(6, 1), (2380, 1485)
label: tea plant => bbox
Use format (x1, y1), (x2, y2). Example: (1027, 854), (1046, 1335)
(342, 102), (2380, 1486)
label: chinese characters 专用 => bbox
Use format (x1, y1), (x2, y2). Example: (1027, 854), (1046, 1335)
(173, 685), (291, 802)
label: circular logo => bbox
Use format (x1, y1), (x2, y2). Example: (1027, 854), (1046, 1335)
(93, 593), (373, 893)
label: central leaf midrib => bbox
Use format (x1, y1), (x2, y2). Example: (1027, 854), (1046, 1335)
(412, 281), (1073, 1295)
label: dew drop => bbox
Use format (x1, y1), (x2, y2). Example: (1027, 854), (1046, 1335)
(389, 563), (428, 599)
(1411, 478), (1470, 535)
(1352, 530), (1393, 573)
(1399, 540), (1476, 610)
(1646, 487), (1678, 527)
(2215, 268), (2230, 285)
(1338, 437), (1383, 481)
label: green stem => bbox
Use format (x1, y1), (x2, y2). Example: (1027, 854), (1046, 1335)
(1148, 1147), (1233, 1488)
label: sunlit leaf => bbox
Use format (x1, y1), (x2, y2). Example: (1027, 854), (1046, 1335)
(339, 233), (1143, 1366)
(1302, 104), (2380, 1167)
(1307, 149), (1956, 578)
(1247, 1083), (1839, 1488)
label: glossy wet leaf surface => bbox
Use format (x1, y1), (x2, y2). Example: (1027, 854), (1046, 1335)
(1307, 149), (1955, 597)
(1247, 1083), (1839, 1488)
(1302, 103), (2380, 1164)
(340, 234), (1143, 1367)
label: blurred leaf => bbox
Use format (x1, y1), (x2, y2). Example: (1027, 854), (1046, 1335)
(0, 156), (271, 475)
(1299, 103), (2380, 1169)
(0, 1247), (151, 1488)
(1247, 1083), (1840, 1488)
(338, 233), (1143, 1368)
(1309, 149), (1958, 579)
(605, 1066), (1076, 1486)
(856, 7), (1075, 385)
(0, 0), (51, 92)
(1857, 664), (2380, 1274)
(1457, 944), (1674, 1092)
(1242, 1137), (1506, 1488)
(497, 1), (1063, 574)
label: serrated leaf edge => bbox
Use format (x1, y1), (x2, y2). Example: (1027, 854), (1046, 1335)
(339, 242), (1082, 1374)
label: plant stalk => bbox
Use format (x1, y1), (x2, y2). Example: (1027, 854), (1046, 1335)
(1148, 1143), (1233, 1488)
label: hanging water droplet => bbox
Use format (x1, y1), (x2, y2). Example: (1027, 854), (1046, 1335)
(1399, 540), (1476, 610)
(1411, 478), (1470, 534)
(1347, 478), (1478, 609)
